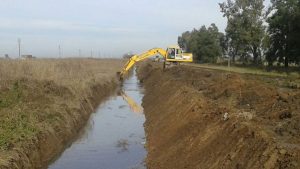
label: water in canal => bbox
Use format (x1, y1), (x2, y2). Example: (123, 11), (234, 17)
(49, 70), (146, 169)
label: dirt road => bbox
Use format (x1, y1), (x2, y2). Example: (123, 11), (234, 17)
(138, 62), (300, 169)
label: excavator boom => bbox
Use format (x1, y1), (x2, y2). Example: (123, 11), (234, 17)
(120, 48), (166, 78)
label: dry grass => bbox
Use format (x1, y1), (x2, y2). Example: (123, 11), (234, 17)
(0, 58), (124, 93)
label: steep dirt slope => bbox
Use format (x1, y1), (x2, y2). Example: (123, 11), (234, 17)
(138, 63), (300, 169)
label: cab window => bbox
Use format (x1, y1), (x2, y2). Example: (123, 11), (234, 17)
(167, 48), (175, 59)
(176, 49), (182, 57)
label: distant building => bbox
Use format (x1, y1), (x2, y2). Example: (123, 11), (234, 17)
(21, 55), (35, 59)
(4, 54), (9, 59)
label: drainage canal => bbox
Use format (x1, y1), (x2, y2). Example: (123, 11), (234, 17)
(49, 70), (146, 169)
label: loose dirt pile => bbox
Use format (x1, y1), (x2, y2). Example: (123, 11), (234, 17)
(138, 63), (300, 169)
(0, 59), (124, 169)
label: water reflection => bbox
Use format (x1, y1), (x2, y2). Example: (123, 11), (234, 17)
(48, 69), (146, 169)
(120, 91), (143, 114)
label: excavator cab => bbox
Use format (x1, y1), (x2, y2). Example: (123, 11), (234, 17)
(167, 48), (176, 59)
(165, 45), (193, 62)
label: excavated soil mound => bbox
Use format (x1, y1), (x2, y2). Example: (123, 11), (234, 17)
(138, 63), (300, 169)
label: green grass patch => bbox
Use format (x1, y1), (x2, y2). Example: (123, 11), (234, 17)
(186, 63), (300, 78)
(0, 81), (38, 150)
(0, 111), (38, 150)
(0, 82), (23, 108)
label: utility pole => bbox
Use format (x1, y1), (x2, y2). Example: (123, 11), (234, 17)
(90, 50), (93, 58)
(58, 45), (62, 58)
(18, 38), (21, 58)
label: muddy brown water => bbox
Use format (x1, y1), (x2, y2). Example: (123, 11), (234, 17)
(48, 70), (146, 169)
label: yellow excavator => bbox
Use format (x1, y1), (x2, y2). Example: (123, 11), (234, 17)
(119, 45), (193, 79)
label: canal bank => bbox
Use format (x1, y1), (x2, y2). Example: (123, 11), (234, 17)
(0, 59), (125, 169)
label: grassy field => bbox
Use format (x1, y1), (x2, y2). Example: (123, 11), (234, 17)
(0, 59), (123, 90)
(0, 58), (124, 168)
(185, 63), (300, 78)
(183, 63), (300, 90)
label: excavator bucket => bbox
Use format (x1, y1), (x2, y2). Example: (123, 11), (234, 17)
(116, 71), (122, 80)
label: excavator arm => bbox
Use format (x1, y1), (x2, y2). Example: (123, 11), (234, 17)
(119, 48), (167, 78)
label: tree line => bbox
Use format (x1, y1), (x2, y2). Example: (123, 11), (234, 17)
(178, 0), (300, 68)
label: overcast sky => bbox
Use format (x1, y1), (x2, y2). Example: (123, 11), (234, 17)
(0, 0), (239, 58)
